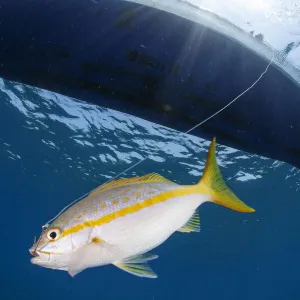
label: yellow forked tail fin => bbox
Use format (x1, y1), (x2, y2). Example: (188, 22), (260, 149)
(198, 137), (255, 213)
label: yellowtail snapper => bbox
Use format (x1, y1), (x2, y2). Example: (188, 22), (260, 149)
(29, 138), (255, 278)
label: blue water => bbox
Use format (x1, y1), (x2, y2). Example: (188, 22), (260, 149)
(1, 77), (300, 300)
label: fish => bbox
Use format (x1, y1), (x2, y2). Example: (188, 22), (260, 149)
(29, 138), (255, 278)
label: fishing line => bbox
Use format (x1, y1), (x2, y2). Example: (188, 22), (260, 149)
(42, 53), (274, 230)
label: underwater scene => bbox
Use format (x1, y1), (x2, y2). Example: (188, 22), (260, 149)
(1, 76), (300, 300)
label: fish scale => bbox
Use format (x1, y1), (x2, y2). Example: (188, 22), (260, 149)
(54, 181), (179, 230)
(30, 138), (255, 278)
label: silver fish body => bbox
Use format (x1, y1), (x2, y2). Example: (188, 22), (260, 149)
(30, 138), (255, 278)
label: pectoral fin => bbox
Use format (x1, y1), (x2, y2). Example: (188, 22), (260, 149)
(68, 238), (121, 277)
(113, 253), (158, 278)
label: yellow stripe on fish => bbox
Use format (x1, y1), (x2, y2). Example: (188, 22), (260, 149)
(30, 137), (255, 279)
(61, 136), (255, 236)
(62, 186), (198, 238)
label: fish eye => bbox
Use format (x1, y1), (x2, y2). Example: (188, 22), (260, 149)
(46, 228), (61, 242)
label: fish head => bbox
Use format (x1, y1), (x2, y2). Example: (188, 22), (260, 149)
(29, 223), (92, 271)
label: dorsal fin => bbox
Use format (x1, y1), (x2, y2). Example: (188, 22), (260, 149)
(89, 173), (173, 196)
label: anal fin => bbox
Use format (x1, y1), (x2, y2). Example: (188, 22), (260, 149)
(124, 253), (158, 263)
(113, 252), (158, 279)
(177, 211), (200, 233)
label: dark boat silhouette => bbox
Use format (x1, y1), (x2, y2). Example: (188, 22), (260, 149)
(0, 0), (299, 168)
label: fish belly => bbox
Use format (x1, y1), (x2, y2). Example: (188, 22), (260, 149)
(93, 193), (207, 261)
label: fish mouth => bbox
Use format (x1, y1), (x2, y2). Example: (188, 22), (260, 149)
(29, 246), (51, 263)
(30, 252), (51, 266)
(29, 248), (39, 257)
(29, 247), (68, 271)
